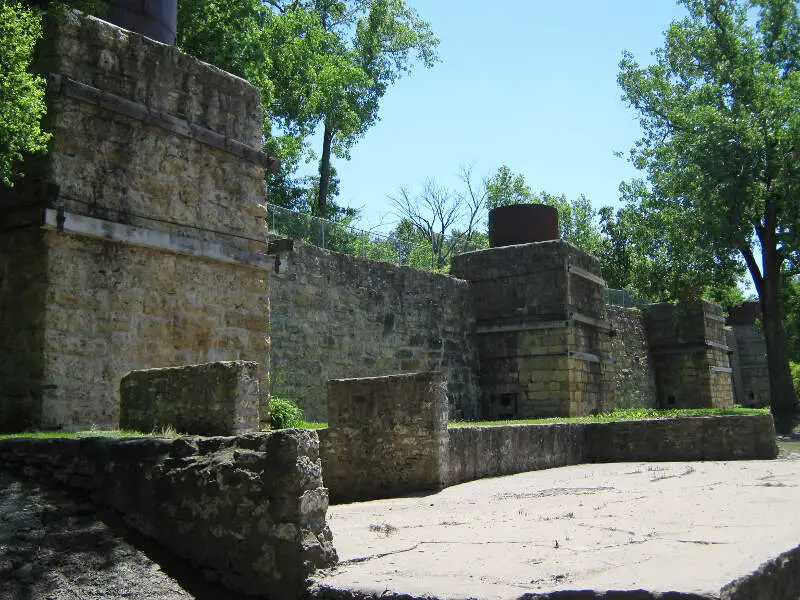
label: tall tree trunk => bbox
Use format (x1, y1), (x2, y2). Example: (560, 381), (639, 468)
(316, 122), (333, 212)
(759, 244), (798, 433)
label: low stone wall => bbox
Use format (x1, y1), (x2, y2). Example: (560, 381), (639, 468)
(583, 414), (777, 462)
(321, 414), (777, 502)
(445, 423), (585, 486)
(319, 373), (449, 503)
(0, 430), (336, 599)
(120, 361), (261, 436)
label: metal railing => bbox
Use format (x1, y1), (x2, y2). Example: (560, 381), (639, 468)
(267, 202), (404, 262)
(605, 288), (649, 308)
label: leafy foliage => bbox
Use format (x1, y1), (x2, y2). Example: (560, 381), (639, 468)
(0, 1), (49, 187)
(618, 0), (800, 418)
(269, 396), (305, 429)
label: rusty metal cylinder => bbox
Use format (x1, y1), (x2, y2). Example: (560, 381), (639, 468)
(104, 0), (177, 45)
(488, 204), (559, 248)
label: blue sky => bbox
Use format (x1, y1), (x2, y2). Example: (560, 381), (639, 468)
(301, 1), (689, 234)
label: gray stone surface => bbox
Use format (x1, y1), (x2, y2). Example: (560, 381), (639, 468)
(320, 373), (449, 503)
(120, 360), (261, 436)
(643, 302), (733, 410)
(268, 238), (480, 421)
(311, 454), (800, 599)
(606, 306), (657, 409)
(0, 470), (194, 600)
(0, 430), (336, 599)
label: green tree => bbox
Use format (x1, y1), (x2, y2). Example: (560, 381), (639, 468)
(618, 0), (800, 423)
(266, 0), (439, 210)
(604, 181), (745, 303)
(535, 191), (605, 258)
(485, 165), (533, 209)
(0, 1), (50, 187)
(0, 0), (106, 187)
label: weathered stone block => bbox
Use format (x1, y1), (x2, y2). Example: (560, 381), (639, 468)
(320, 372), (449, 502)
(120, 361), (261, 435)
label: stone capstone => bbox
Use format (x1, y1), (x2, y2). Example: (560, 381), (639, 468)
(119, 360), (261, 436)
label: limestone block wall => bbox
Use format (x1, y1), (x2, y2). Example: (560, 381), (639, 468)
(0, 430), (337, 599)
(120, 361), (261, 435)
(451, 240), (614, 418)
(268, 240), (479, 421)
(606, 306), (657, 409)
(728, 303), (770, 408)
(29, 11), (268, 240)
(643, 301), (734, 409)
(1, 232), (269, 431)
(0, 13), (271, 431)
(318, 372), (449, 503)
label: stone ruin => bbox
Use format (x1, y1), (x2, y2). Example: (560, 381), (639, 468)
(0, 4), (769, 434)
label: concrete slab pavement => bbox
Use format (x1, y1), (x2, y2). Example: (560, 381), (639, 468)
(310, 454), (800, 599)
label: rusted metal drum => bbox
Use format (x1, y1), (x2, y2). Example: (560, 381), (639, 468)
(488, 204), (559, 248)
(104, 0), (177, 45)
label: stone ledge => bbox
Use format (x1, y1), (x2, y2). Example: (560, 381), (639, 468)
(0, 430), (337, 599)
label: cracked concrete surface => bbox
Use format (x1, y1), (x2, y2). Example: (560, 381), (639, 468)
(312, 454), (800, 599)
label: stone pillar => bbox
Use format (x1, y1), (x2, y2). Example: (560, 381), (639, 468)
(643, 301), (734, 409)
(451, 240), (615, 418)
(728, 302), (770, 407)
(0, 12), (275, 431)
(319, 372), (449, 503)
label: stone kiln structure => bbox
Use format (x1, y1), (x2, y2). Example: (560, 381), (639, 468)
(451, 239), (614, 418)
(0, 12), (273, 431)
(643, 301), (735, 409)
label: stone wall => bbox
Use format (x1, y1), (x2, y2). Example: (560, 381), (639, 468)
(320, 414), (776, 502)
(728, 303), (770, 408)
(606, 306), (657, 409)
(583, 414), (777, 462)
(319, 372), (449, 503)
(445, 423), (585, 487)
(0, 430), (337, 599)
(0, 13), (270, 431)
(269, 240), (479, 421)
(120, 361), (261, 435)
(31, 11), (269, 239)
(644, 301), (734, 409)
(451, 241), (614, 418)
(0, 228), (47, 432)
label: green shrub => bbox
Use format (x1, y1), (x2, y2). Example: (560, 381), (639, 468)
(269, 396), (305, 429)
(792, 362), (800, 397)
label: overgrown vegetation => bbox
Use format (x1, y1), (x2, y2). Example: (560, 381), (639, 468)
(268, 396), (306, 429)
(448, 406), (769, 428)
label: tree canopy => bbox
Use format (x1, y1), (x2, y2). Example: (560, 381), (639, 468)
(0, 1), (50, 187)
(618, 0), (800, 421)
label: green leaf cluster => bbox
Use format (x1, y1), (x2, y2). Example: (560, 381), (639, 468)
(0, 1), (50, 187)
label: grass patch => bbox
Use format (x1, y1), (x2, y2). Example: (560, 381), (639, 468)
(0, 428), (148, 440)
(297, 421), (327, 429)
(448, 406), (769, 428)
